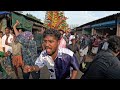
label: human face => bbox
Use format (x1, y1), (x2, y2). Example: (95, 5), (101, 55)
(5, 29), (10, 35)
(59, 31), (64, 37)
(43, 35), (60, 56)
(71, 39), (76, 44)
(60, 31), (63, 35)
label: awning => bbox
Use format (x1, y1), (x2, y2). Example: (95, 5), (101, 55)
(82, 25), (91, 29)
(34, 22), (43, 27)
(0, 11), (10, 15)
(91, 20), (116, 28)
(117, 20), (120, 24)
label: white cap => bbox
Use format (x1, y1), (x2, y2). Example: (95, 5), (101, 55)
(70, 35), (75, 41)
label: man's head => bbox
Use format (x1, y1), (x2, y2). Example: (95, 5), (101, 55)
(65, 30), (69, 36)
(18, 29), (23, 34)
(0, 31), (3, 38)
(5, 27), (11, 35)
(43, 29), (61, 56)
(71, 35), (76, 44)
(59, 29), (64, 37)
(108, 35), (120, 55)
(70, 31), (74, 35)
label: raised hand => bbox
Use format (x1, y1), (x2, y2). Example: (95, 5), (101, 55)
(13, 20), (20, 27)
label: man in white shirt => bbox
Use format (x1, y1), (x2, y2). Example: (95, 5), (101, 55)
(2, 27), (13, 53)
(2, 27), (14, 71)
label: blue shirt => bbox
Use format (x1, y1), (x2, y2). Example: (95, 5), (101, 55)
(35, 48), (79, 79)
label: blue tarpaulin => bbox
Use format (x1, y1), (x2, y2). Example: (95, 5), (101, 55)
(91, 20), (116, 28)
(0, 11), (10, 15)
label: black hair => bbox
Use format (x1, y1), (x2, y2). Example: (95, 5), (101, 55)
(108, 35), (120, 53)
(17, 28), (25, 32)
(5, 27), (11, 30)
(0, 31), (3, 34)
(43, 29), (61, 40)
(59, 29), (65, 33)
(70, 31), (74, 35)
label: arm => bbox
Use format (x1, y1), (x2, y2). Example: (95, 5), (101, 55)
(23, 53), (45, 73)
(2, 36), (5, 52)
(13, 21), (27, 45)
(71, 70), (78, 79)
(77, 45), (81, 58)
(23, 65), (40, 73)
(13, 20), (20, 36)
(70, 54), (80, 79)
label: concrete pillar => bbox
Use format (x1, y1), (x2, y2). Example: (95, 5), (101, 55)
(116, 24), (120, 36)
(116, 17), (120, 36)
(91, 28), (96, 35)
(82, 29), (84, 34)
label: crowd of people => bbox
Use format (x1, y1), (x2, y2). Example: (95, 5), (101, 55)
(0, 20), (120, 79)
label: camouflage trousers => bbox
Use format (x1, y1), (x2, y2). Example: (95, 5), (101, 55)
(0, 57), (14, 79)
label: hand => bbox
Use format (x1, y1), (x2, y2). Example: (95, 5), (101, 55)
(4, 52), (9, 57)
(13, 20), (20, 27)
(23, 65), (32, 73)
(16, 20), (20, 25)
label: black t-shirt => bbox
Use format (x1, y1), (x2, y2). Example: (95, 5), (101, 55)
(81, 49), (120, 79)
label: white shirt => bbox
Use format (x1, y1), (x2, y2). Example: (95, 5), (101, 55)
(2, 34), (13, 53)
(0, 38), (3, 52)
(35, 50), (56, 79)
(69, 35), (75, 45)
(35, 47), (75, 79)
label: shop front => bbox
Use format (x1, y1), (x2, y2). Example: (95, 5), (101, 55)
(91, 20), (116, 36)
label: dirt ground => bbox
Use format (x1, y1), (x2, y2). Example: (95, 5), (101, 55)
(0, 55), (93, 79)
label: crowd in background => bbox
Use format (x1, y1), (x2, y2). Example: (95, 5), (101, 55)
(0, 20), (120, 79)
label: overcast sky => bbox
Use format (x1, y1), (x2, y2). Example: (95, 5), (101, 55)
(22, 11), (120, 28)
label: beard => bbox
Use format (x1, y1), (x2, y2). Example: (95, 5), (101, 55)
(46, 47), (58, 56)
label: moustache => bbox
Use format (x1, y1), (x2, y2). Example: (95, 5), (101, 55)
(45, 47), (51, 49)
